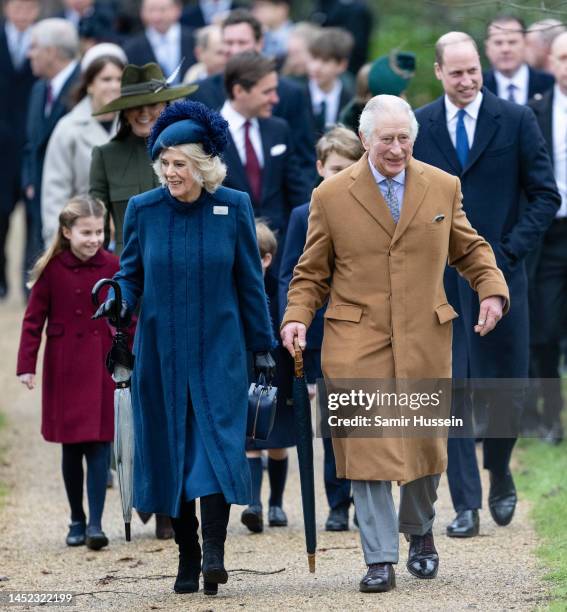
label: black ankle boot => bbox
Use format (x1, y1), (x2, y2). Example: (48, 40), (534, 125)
(200, 493), (230, 594)
(171, 501), (201, 594)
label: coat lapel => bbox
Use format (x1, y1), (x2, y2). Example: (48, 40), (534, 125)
(532, 90), (553, 164)
(462, 89), (500, 175)
(391, 159), (429, 247)
(223, 131), (252, 194)
(348, 154), (396, 238)
(428, 98), (462, 175)
(259, 119), (273, 205)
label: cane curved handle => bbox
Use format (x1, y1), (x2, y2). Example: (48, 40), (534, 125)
(91, 278), (123, 323)
(293, 338), (304, 378)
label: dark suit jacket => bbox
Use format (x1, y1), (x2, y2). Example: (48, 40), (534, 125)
(483, 65), (554, 102)
(123, 26), (196, 79)
(21, 63), (81, 202)
(0, 21), (36, 213)
(413, 88), (560, 378)
(190, 73), (317, 186)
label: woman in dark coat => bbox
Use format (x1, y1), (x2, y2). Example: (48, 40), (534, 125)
(94, 101), (276, 597)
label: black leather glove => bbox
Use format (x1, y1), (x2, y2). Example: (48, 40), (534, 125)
(92, 298), (131, 328)
(254, 351), (276, 383)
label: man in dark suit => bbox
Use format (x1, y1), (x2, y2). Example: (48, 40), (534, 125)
(526, 31), (567, 444)
(220, 51), (311, 317)
(190, 9), (317, 187)
(22, 17), (80, 290)
(0, 0), (38, 298)
(484, 14), (554, 104)
(413, 32), (560, 537)
(123, 0), (195, 82)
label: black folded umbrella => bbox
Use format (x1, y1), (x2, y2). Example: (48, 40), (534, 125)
(293, 339), (316, 573)
(92, 278), (135, 541)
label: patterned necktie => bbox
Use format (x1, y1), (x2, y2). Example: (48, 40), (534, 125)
(244, 120), (262, 204)
(384, 178), (400, 223)
(507, 83), (517, 103)
(455, 108), (469, 169)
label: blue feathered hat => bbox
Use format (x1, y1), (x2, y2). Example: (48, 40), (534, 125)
(148, 100), (229, 160)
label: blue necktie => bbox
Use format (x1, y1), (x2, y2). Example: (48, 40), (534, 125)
(455, 109), (469, 169)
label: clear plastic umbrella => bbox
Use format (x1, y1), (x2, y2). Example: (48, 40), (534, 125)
(92, 279), (135, 541)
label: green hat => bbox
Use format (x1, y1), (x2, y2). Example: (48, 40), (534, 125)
(93, 63), (198, 116)
(368, 51), (416, 97)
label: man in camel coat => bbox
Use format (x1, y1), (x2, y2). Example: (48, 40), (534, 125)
(281, 94), (509, 593)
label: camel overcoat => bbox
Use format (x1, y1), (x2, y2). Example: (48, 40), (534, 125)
(282, 155), (510, 484)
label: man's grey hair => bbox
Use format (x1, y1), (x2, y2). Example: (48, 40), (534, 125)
(30, 18), (79, 60)
(195, 24), (221, 50)
(528, 19), (566, 46)
(359, 95), (419, 142)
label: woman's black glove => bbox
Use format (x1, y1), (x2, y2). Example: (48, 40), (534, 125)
(92, 298), (131, 328)
(254, 351), (276, 383)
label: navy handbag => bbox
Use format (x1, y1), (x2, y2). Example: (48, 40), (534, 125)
(247, 373), (277, 440)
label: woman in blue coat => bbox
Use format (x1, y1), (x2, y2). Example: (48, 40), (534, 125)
(94, 101), (276, 597)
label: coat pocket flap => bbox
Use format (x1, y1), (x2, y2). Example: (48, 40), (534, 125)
(435, 303), (459, 324)
(324, 304), (363, 322)
(46, 323), (64, 336)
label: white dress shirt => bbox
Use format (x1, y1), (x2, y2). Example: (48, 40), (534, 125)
(5, 20), (31, 69)
(368, 158), (405, 213)
(552, 85), (567, 218)
(146, 23), (181, 78)
(308, 78), (343, 127)
(220, 101), (264, 167)
(494, 63), (529, 105)
(444, 92), (483, 150)
(46, 60), (78, 115)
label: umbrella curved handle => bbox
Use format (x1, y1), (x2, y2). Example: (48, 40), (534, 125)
(92, 278), (123, 322)
(293, 338), (304, 378)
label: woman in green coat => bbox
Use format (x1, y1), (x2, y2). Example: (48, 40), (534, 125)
(88, 63), (196, 539)
(89, 63), (195, 256)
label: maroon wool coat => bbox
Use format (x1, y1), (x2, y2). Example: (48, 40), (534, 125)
(17, 249), (119, 444)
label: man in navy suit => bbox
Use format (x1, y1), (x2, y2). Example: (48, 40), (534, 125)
(0, 0), (38, 298)
(484, 14), (554, 104)
(190, 9), (317, 187)
(22, 18), (80, 291)
(413, 32), (559, 537)
(221, 50), (311, 319)
(123, 0), (195, 82)
(526, 31), (567, 444)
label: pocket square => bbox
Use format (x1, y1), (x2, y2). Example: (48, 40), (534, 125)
(270, 143), (287, 156)
(433, 214), (445, 223)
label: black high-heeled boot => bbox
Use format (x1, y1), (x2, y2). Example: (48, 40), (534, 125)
(170, 500), (201, 593)
(200, 493), (230, 595)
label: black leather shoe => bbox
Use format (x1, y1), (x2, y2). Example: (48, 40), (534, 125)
(407, 530), (439, 579)
(268, 505), (288, 527)
(325, 505), (349, 531)
(488, 470), (517, 526)
(66, 521), (86, 546)
(359, 563), (395, 593)
(241, 505), (263, 533)
(446, 510), (479, 538)
(85, 526), (109, 550)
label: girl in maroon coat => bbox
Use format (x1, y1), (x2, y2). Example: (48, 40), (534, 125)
(17, 196), (118, 551)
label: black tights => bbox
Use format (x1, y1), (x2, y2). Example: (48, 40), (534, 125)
(61, 442), (110, 529)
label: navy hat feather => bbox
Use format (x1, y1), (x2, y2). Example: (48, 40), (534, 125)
(148, 100), (229, 160)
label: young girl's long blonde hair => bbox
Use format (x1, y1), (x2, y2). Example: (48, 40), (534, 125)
(28, 196), (106, 288)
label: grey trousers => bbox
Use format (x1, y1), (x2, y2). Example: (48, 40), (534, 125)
(352, 475), (441, 564)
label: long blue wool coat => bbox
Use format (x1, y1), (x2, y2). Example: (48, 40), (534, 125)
(114, 185), (275, 517)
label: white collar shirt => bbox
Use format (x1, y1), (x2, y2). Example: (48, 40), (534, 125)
(494, 63), (529, 105)
(146, 23), (181, 79)
(444, 91), (483, 149)
(552, 84), (567, 217)
(308, 78), (343, 127)
(368, 158), (406, 213)
(220, 100), (264, 167)
(5, 20), (31, 69)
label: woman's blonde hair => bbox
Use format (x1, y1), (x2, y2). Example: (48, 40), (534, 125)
(153, 144), (227, 193)
(28, 195), (106, 288)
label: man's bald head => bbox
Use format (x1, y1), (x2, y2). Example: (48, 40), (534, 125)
(435, 32), (479, 66)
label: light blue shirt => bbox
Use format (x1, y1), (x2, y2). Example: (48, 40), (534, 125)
(368, 158), (406, 213)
